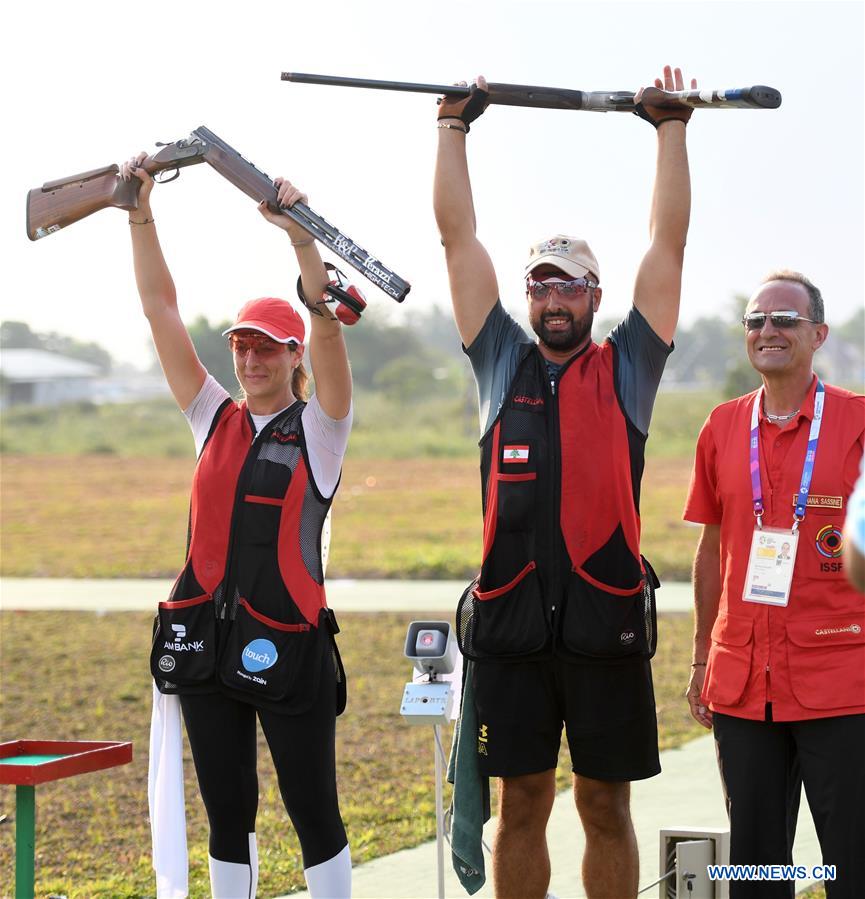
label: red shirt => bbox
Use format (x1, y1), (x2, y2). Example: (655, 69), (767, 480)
(684, 376), (865, 721)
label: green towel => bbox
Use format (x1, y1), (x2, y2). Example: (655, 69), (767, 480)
(447, 660), (490, 895)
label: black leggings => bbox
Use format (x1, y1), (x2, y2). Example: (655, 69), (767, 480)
(179, 682), (347, 869)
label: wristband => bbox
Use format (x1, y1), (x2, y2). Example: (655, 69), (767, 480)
(690, 662), (707, 668)
(129, 217), (155, 225)
(438, 121), (468, 134)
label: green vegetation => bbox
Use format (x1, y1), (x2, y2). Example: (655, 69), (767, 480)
(0, 397), (195, 457)
(0, 610), (701, 897)
(1, 454), (699, 581)
(0, 388), (719, 460)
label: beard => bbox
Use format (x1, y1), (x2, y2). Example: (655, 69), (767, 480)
(530, 306), (594, 353)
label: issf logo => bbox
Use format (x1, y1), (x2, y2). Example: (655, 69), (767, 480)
(242, 639), (279, 672)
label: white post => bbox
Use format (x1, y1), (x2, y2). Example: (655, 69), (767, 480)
(434, 723), (445, 899)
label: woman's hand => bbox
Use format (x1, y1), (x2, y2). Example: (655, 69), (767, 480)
(257, 178), (314, 246)
(120, 152), (156, 217)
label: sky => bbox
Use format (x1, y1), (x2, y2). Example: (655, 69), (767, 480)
(4, 0), (863, 368)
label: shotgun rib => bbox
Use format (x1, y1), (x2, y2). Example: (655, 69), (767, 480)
(192, 126), (411, 301)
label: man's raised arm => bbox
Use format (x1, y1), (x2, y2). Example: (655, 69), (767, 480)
(433, 76), (499, 348)
(633, 65), (695, 345)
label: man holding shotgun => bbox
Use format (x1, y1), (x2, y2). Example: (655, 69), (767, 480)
(434, 65), (694, 898)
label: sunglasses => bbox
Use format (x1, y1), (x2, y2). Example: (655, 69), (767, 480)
(228, 333), (295, 357)
(527, 276), (598, 300)
(741, 311), (820, 331)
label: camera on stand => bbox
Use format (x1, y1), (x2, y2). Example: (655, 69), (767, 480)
(399, 621), (461, 898)
(400, 621), (459, 725)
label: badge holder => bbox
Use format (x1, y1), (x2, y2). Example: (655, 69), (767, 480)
(743, 524), (799, 606)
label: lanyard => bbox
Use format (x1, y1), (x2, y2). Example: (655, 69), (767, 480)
(749, 379), (824, 530)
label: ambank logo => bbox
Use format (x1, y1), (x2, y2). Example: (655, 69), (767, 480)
(242, 639), (278, 673)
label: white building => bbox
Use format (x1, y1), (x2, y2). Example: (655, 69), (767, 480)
(0, 348), (101, 408)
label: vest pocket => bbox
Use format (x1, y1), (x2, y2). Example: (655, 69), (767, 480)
(703, 613), (754, 707)
(457, 562), (548, 659)
(239, 496), (283, 546)
(150, 594), (216, 686)
(560, 568), (652, 659)
(219, 597), (322, 707)
(785, 614), (865, 710)
(496, 472), (537, 532)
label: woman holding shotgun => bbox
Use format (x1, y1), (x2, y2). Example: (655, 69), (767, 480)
(122, 153), (353, 899)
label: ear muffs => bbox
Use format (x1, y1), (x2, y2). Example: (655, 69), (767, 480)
(323, 263), (367, 325)
(295, 263), (367, 325)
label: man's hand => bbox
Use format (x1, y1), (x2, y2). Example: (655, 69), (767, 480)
(686, 664), (713, 729)
(438, 76), (490, 132)
(634, 65), (697, 128)
(258, 178), (314, 246)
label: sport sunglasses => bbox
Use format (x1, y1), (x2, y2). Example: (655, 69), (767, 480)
(741, 311), (820, 331)
(526, 277), (599, 300)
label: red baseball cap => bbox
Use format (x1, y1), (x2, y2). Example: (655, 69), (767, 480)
(222, 297), (305, 345)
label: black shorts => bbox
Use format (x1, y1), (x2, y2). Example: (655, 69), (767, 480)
(472, 655), (661, 781)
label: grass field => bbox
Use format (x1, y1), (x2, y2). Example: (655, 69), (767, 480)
(0, 453), (700, 581)
(0, 389), (713, 581)
(0, 390), (720, 460)
(0, 610), (702, 898)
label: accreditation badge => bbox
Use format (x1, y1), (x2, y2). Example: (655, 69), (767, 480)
(742, 527), (799, 606)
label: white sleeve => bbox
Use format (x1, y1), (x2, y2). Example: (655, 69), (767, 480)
(301, 393), (353, 498)
(183, 375), (232, 457)
(849, 457), (865, 555)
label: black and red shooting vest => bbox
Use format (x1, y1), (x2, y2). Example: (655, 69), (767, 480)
(457, 340), (658, 662)
(150, 399), (344, 714)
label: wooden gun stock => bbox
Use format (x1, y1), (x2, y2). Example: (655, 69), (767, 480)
(26, 138), (208, 241)
(27, 165), (141, 240)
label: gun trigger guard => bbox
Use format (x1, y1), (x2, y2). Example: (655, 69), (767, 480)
(154, 168), (180, 184)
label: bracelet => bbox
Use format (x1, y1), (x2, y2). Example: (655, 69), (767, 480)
(291, 237), (315, 247)
(690, 662), (707, 668)
(129, 217), (155, 225)
(437, 121), (468, 134)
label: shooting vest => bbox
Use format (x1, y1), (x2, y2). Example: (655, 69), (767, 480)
(150, 399), (344, 715)
(457, 341), (658, 662)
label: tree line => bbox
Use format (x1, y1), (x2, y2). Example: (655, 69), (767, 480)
(3, 301), (861, 401)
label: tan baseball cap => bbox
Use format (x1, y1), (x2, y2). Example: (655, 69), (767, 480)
(525, 235), (600, 282)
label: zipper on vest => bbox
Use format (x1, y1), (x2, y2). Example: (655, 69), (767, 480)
(547, 369), (561, 633)
(219, 411), (279, 620)
(546, 349), (589, 641)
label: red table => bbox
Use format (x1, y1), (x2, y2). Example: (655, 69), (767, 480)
(0, 740), (133, 899)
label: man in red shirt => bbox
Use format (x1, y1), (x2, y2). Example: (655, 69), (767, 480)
(683, 271), (864, 898)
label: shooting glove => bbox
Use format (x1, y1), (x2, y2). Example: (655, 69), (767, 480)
(437, 84), (490, 133)
(633, 96), (693, 128)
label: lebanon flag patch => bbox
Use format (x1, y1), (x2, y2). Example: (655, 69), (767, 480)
(503, 445), (529, 463)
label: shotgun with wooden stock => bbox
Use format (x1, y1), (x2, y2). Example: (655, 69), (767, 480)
(281, 72), (782, 112)
(26, 126), (411, 302)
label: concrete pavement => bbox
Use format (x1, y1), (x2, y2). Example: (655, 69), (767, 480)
(283, 733), (821, 899)
(0, 577), (696, 613)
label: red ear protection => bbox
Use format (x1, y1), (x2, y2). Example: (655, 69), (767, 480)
(323, 263), (367, 325)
